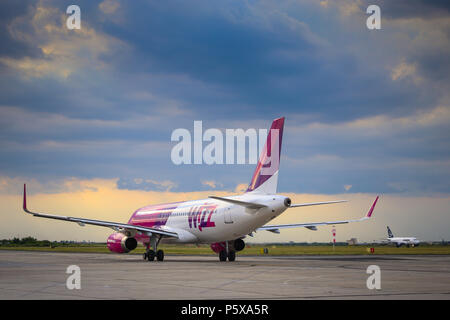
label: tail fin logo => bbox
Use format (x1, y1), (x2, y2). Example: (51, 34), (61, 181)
(260, 129), (280, 176)
(387, 226), (394, 238)
(248, 129), (280, 190)
(247, 117), (284, 193)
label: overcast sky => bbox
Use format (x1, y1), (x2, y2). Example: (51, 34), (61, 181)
(1, 0), (449, 242)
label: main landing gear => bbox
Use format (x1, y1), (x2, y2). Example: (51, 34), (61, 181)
(143, 235), (164, 262)
(219, 241), (236, 262)
(143, 249), (164, 261)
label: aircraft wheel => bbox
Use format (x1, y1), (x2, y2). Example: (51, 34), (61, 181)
(147, 250), (155, 261)
(156, 249), (164, 261)
(228, 251), (236, 262)
(219, 250), (227, 262)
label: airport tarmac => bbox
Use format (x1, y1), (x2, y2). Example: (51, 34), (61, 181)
(0, 250), (449, 299)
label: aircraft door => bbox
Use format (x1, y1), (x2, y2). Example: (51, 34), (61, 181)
(224, 207), (233, 224)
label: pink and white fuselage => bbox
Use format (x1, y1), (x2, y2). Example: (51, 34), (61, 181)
(128, 193), (289, 244)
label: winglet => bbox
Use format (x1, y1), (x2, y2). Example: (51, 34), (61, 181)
(23, 184), (33, 214)
(366, 196), (379, 218)
(23, 184), (27, 212)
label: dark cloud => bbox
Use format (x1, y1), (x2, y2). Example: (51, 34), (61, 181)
(1, 0), (445, 120)
(367, 0), (450, 19)
(83, 0), (441, 121)
(0, 0), (42, 59)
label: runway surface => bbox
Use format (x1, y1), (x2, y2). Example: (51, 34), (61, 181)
(0, 250), (449, 299)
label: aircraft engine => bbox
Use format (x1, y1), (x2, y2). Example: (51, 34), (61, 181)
(210, 239), (246, 253)
(210, 242), (226, 253)
(107, 232), (137, 253)
(233, 238), (245, 251)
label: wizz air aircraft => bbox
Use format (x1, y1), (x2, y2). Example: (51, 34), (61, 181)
(22, 117), (379, 262)
(386, 226), (420, 247)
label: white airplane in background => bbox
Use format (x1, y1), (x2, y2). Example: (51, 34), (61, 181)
(386, 226), (420, 247)
(22, 117), (379, 262)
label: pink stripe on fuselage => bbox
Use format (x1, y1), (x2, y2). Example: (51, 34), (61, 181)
(128, 202), (183, 228)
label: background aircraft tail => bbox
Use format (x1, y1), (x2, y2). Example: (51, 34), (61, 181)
(246, 117), (284, 194)
(387, 226), (394, 238)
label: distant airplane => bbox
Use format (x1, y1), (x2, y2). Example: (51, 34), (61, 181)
(386, 226), (420, 247)
(22, 117), (379, 262)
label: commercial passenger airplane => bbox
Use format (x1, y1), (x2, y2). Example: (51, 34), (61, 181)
(386, 226), (420, 247)
(22, 117), (379, 262)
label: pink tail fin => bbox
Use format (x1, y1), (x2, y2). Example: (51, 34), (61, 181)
(246, 117), (285, 194)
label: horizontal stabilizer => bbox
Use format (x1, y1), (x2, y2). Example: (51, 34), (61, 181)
(208, 196), (267, 209)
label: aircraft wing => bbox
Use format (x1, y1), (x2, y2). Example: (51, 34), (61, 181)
(22, 184), (178, 238)
(257, 196), (379, 234)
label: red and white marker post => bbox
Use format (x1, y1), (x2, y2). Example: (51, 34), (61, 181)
(332, 226), (336, 252)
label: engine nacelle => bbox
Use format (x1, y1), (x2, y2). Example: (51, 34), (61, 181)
(107, 232), (137, 253)
(233, 238), (245, 251)
(210, 242), (226, 253)
(210, 239), (246, 253)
